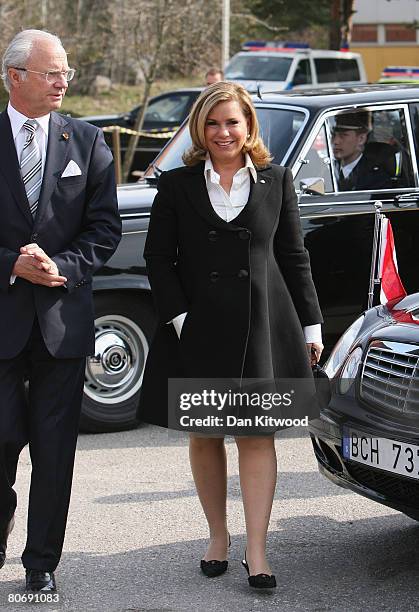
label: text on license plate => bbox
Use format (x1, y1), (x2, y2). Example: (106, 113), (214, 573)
(343, 427), (419, 480)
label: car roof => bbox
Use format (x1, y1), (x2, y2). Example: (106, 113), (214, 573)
(252, 84), (419, 111)
(156, 87), (203, 94)
(235, 50), (361, 59)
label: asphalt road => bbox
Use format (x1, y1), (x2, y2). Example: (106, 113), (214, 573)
(1, 424), (419, 612)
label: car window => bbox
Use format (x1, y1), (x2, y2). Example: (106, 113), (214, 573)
(293, 59), (312, 86)
(144, 107), (307, 177)
(225, 55), (293, 81)
(294, 125), (334, 193)
(327, 108), (415, 192)
(144, 94), (191, 123)
(257, 108), (306, 163)
(408, 103), (419, 163)
(337, 59), (360, 81)
(314, 58), (360, 83)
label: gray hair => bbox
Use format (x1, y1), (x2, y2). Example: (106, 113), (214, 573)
(1, 29), (65, 92)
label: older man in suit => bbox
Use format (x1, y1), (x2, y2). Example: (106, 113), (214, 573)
(0, 29), (121, 591)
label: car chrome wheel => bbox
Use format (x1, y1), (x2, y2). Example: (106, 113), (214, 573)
(85, 314), (148, 405)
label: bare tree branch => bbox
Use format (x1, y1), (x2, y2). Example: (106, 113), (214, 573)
(232, 11), (288, 33)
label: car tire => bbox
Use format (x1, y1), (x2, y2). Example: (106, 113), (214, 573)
(79, 292), (155, 433)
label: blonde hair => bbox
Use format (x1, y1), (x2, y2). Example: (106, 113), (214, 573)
(182, 81), (272, 168)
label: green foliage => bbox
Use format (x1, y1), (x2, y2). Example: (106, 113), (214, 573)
(0, 87), (8, 110)
(245, 0), (331, 34)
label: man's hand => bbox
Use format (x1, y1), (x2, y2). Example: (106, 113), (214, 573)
(306, 342), (324, 367)
(13, 243), (67, 287)
(20, 243), (60, 275)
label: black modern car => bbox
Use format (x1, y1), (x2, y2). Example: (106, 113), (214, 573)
(309, 293), (419, 520)
(82, 88), (202, 178)
(84, 84), (419, 433)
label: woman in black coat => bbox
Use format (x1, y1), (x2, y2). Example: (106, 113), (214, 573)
(139, 82), (323, 588)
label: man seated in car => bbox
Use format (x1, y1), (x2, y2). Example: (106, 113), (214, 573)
(331, 111), (400, 191)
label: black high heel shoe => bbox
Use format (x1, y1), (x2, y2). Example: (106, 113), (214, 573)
(200, 533), (231, 578)
(242, 550), (276, 589)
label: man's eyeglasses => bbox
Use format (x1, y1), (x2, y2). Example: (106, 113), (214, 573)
(12, 68), (76, 83)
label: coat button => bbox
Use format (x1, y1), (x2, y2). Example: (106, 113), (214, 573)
(238, 229), (250, 240)
(31, 233), (38, 241)
(210, 271), (219, 282)
(237, 269), (249, 279)
(208, 230), (219, 242)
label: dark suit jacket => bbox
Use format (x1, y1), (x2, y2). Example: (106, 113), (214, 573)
(0, 110), (121, 359)
(139, 162), (323, 428)
(337, 145), (398, 191)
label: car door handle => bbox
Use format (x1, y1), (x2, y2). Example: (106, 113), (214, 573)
(394, 193), (419, 208)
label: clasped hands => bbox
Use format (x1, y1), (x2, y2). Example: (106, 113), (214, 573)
(12, 243), (67, 287)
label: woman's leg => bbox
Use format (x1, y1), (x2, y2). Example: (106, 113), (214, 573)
(189, 434), (229, 560)
(235, 435), (277, 575)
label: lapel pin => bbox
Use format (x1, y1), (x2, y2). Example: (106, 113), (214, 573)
(61, 132), (69, 141)
(260, 179), (266, 183)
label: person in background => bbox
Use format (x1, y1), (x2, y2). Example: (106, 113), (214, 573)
(205, 67), (224, 86)
(331, 111), (397, 191)
(139, 82), (323, 590)
(0, 29), (121, 592)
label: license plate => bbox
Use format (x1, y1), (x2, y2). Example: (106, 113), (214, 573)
(343, 426), (419, 481)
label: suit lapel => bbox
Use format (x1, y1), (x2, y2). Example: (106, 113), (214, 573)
(0, 111), (33, 227)
(34, 112), (72, 227)
(184, 163), (233, 231)
(237, 166), (273, 224)
(184, 162), (274, 231)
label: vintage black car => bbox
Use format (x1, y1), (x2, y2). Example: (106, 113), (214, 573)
(309, 293), (419, 519)
(82, 88), (202, 178)
(84, 84), (419, 433)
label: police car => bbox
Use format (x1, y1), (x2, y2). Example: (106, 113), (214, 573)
(224, 41), (367, 93)
(379, 66), (419, 85)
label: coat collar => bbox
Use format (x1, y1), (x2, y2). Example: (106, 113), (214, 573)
(34, 112), (72, 227)
(0, 110), (33, 227)
(184, 161), (274, 231)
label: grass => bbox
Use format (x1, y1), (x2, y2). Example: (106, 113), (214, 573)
(0, 78), (202, 117)
(61, 78), (202, 117)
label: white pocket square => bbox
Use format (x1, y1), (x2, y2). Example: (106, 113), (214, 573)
(61, 160), (82, 178)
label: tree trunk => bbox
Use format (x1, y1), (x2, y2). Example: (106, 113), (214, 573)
(341, 0), (355, 50)
(330, 0), (341, 50)
(121, 0), (168, 182)
(121, 80), (153, 182)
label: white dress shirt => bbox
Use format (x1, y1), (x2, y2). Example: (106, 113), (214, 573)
(336, 154), (363, 179)
(8, 102), (50, 172)
(171, 155), (322, 345)
(204, 153), (257, 222)
(8, 103), (50, 285)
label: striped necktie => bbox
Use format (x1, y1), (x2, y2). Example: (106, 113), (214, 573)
(20, 119), (42, 218)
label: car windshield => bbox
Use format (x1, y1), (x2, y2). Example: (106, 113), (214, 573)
(143, 94), (191, 123)
(225, 55), (293, 81)
(143, 107), (307, 178)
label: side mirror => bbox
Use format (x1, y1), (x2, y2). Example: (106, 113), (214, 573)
(123, 113), (135, 126)
(299, 177), (325, 196)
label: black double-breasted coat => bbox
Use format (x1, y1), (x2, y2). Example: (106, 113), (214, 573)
(139, 161), (323, 428)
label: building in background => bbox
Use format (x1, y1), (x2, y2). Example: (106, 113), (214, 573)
(351, 0), (419, 82)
